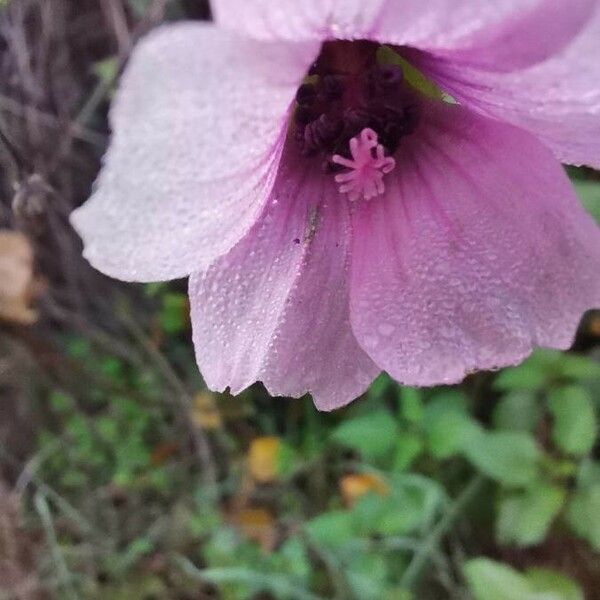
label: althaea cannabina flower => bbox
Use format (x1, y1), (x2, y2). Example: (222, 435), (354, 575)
(72, 1), (600, 410)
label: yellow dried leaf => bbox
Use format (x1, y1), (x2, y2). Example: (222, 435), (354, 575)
(0, 230), (37, 324)
(235, 507), (277, 551)
(340, 473), (389, 507)
(248, 436), (281, 483)
(588, 314), (600, 338)
(191, 391), (222, 430)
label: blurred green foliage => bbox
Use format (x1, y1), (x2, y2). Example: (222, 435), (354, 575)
(464, 559), (584, 600)
(27, 308), (599, 599)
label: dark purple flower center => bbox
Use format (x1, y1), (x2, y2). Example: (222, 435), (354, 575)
(293, 41), (422, 172)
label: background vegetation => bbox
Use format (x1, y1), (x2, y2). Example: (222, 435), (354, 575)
(1, 1), (599, 599)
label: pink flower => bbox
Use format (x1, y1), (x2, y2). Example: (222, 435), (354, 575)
(72, 1), (600, 410)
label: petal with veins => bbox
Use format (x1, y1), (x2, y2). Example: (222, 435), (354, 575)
(190, 142), (380, 411)
(409, 5), (600, 168)
(350, 101), (600, 386)
(71, 23), (318, 281)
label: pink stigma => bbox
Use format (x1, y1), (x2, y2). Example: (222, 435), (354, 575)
(332, 128), (396, 202)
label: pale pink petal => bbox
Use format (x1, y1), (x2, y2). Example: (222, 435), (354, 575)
(370, 0), (594, 58)
(213, 0), (580, 57)
(190, 144), (380, 411)
(71, 23), (318, 281)
(410, 5), (600, 168)
(434, 0), (595, 71)
(211, 0), (386, 40)
(350, 101), (600, 387)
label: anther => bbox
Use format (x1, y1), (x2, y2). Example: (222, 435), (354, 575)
(367, 64), (404, 97)
(296, 83), (317, 106)
(320, 75), (344, 102)
(292, 42), (422, 172)
(303, 113), (343, 155)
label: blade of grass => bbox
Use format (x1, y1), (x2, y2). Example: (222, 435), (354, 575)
(34, 492), (78, 600)
(401, 474), (486, 591)
(175, 556), (327, 600)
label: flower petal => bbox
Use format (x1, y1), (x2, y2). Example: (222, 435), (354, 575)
(433, 0), (595, 71)
(211, 0), (386, 40)
(71, 23), (318, 281)
(213, 0), (562, 54)
(350, 101), (600, 387)
(410, 5), (600, 168)
(190, 143), (380, 411)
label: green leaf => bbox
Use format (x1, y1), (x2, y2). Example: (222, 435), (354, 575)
(577, 459), (600, 487)
(351, 493), (389, 536)
(392, 433), (423, 471)
(93, 57), (118, 85)
(349, 475), (443, 537)
(144, 282), (167, 297)
(276, 441), (297, 479)
(373, 490), (426, 536)
(547, 387), (598, 456)
(496, 482), (566, 546)
(464, 559), (582, 600)
(462, 430), (541, 487)
(573, 179), (600, 225)
(397, 388), (423, 423)
(494, 363), (547, 392)
(368, 373), (393, 399)
(347, 552), (388, 600)
(305, 511), (355, 548)
(493, 392), (541, 433)
(180, 563), (320, 600)
(377, 46), (445, 100)
(566, 482), (600, 551)
(160, 292), (188, 334)
(464, 559), (533, 600)
(377, 475), (444, 535)
(422, 395), (479, 459)
(525, 569), (584, 600)
(557, 353), (600, 381)
(330, 409), (397, 460)
(277, 538), (311, 581)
